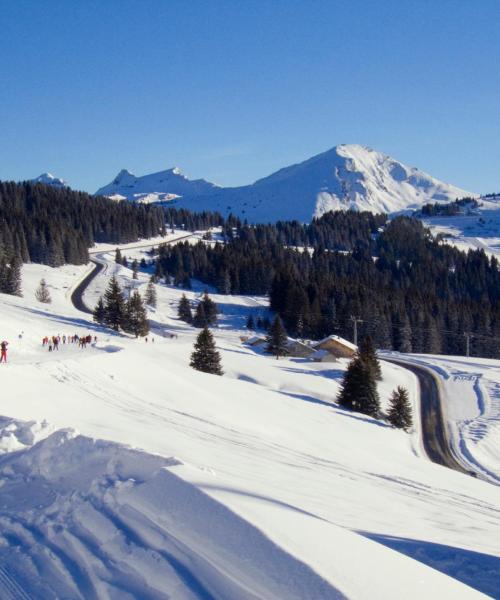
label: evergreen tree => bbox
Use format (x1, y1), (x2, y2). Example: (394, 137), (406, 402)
(218, 269), (231, 294)
(144, 281), (157, 307)
(190, 327), (223, 375)
(387, 386), (413, 431)
(93, 296), (106, 324)
(266, 315), (289, 359)
(201, 292), (218, 325)
(103, 276), (126, 331)
(337, 354), (380, 418)
(131, 259), (139, 280)
(115, 248), (122, 263)
(359, 335), (382, 380)
(124, 290), (150, 337)
(246, 314), (255, 330)
(5, 256), (22, 296)
(35, 278), (51, 303)
(394, 314), (413, 353)
(193, 302), (208, 328)
(178, 293), (193, 322)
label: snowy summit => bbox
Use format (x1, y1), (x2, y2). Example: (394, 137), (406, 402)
(96, 166), (220, 204)
(31, 172), (68, 188)
(95, 145), (475, 221)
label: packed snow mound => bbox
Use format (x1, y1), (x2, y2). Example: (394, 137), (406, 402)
(0, 419), (345, 600)
(31, 172), (68, 188)
(95, 145), (475, 221)
(95, 166), (220, 204)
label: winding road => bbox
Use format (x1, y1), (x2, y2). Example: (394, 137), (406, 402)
(382, 357), (471, 475)
(70, 234), (193, 314)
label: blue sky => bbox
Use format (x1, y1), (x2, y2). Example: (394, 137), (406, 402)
(1, 0), (499, 193)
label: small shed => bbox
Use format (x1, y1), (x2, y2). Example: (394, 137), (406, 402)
(312, 349), (338, 363)
(286, 340), (316, 358)
(313, 335), (357, 359)
(246, 336), (267, 348)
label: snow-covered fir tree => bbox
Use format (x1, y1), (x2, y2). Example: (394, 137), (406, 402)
(190, 327), (223, 375)
(359, 335), (382, 380)
(144, 281), (157, 308)
(337, 353), (380, 418)
(178, 293), (193, 323)
(93, 296), (106, 324)
(35, 278), (51, 303)
(266, 315), (288, 359)
(124, 290), (150, 337)
(103, 276), (126, 331)
(387, 386), (413, 431)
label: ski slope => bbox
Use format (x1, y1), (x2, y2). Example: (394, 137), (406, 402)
(0, 245), (499, 598)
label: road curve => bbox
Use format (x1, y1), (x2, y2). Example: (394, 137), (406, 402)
(70, 259), (104, 314)
(382, 357), (471, 475)
(71, 234), (194, 314)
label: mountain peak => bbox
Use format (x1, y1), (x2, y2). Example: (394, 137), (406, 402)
(31, 173), (67, 188)
(96, 165), (218, 204)
(95, 145), (476, 220)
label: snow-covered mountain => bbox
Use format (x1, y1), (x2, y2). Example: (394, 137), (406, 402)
(31, 172), (68, 188)
(95, 167), (220, 203)
(95, 145), (475, 221)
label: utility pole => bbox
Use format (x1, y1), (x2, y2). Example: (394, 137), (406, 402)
(350, 316), (363, 347)
(464, 332), (472, 357)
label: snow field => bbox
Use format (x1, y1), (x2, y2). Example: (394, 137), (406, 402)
(0, 245), (499, 597)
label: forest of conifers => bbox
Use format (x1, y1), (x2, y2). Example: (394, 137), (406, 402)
(1, 180), (499, 358)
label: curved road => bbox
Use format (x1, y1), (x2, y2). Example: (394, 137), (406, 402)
(383, 357), (471, 475)
(70, 234), (193, 314)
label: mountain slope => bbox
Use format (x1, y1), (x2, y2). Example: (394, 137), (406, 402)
(95, 145), (475, 221)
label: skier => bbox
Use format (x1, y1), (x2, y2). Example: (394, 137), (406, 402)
(0, 341), (8, 363)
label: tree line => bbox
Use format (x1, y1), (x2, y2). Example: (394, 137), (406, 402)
(155, 214), (500, 358)
(0, 180), (166, 269)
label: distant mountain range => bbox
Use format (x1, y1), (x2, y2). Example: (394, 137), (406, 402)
(39, 145), (478, 221)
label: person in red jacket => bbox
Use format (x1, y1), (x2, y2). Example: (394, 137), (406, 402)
(0, 341), (8, 363)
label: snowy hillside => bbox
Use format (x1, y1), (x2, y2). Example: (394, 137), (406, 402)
(31, 172), (68, 188)
(96, 167), (220, 203)
(0, 242), (499, 597)
(95, 145), (474, 221)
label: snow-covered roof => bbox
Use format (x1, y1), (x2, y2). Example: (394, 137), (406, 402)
(246, 335), (266, 346)
(315, 334), (357, 351)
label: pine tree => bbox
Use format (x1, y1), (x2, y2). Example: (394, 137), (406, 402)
(193, 302), (208, 328)
(337, 354), (380, 418)
(387, 386), (413, 431)
(35, 278), (51, 303)
(201, 292), (218, 325)
(178, 293), (193, 323)
(124, 290), (150, 337)
(266, 315), (288, 359)
(246, 314), (255, 330)
(190, 327), (223, 375)
(131, 259), (139, 280)
(103, 275), (126, 331)
(144, 281), (157, 307)
(93, 296), (106, 324)
(5, 256), (22, 296)
(359, 335), (382, 380)
(218, 270), (231, 294)
(115, 248), (122, 263)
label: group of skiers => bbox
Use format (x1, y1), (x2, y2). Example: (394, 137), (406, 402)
(42, 334), (97, 351)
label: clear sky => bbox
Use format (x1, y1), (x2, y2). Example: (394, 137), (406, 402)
(1, 0), (499, 194)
